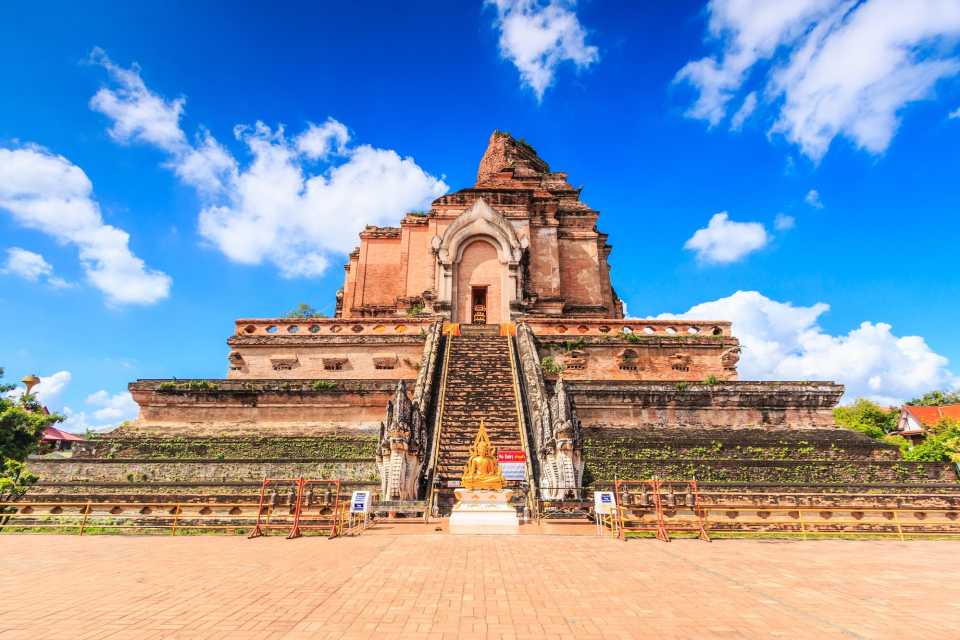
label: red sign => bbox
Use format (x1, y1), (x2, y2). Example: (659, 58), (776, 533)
(498, 450), (526, 463)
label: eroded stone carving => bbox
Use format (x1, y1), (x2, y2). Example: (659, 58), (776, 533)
(376, 320), (442, 500)
(515, 322), (584, 500)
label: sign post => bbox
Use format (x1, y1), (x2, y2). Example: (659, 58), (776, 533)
(594, 491), (617, 536)
(349, 490), (370, 535)
(498, 450), (527, 481)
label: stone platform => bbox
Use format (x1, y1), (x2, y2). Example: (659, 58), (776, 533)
(449, 488), (519, 535)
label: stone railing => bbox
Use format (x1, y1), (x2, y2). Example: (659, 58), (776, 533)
(526, 318), (733, 337)
(376, 320), (444, 500)
(234, 317), (435, 337)
(515, 322), (584, 499)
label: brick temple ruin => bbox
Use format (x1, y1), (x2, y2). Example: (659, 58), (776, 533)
(25, 132), (959, 535)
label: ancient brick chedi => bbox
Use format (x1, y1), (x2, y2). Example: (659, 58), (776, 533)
(29, 132), (956, 518)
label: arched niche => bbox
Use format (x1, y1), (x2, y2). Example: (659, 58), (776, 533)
(433, 198), (525, 323)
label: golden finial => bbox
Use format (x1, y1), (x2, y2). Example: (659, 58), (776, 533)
(21, 374), (40, 396)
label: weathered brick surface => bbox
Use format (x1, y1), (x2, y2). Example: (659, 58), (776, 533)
(27, 459), (378, 483)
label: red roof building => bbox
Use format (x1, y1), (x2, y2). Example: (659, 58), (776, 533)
(896, 405), (960, 443)
(41, 426), (86, 451)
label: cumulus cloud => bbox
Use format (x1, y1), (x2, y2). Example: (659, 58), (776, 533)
(676, 0), (960, 161)
(296, 119), (350, 160)
(774, 213), (796, 230)
(61, 389), (139, 433)
(805, 189), (824, 208)
(684, 212), (769, 264)
(487, 0), (599, 100)
(949, 106), (960, 118)
(0, 146), (171, 305)
(29, 370), (72, 404)
(659, 290), (958, 405)
(90, 51), (447, 278)
(1, 247), (70, 288)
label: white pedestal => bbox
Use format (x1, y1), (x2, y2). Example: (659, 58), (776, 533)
(449, 488), (519, 535)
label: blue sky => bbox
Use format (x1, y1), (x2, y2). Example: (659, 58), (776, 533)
(2, 0), (959, 428)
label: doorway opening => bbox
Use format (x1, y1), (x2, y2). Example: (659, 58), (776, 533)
(471, 287), (488, 325)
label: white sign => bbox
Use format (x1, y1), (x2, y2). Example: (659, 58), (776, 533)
(500, 463), (526, 481)
(350, 491), (370, 513)
(594, 491), (616, 515)
(498, 450), (527, 481)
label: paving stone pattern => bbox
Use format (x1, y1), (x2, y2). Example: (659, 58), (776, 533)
(2, 535), (958, 639)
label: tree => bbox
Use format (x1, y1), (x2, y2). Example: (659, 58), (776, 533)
(901, 419), (960, 463)
(908, 390), (960, 406)
(285, 303), (325, 319)
(833, 399), (899, 439)
(0, 368), (62, 510)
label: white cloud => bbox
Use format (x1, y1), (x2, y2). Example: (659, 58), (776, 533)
(804, 188), (824, 208)
(1, 247), (69, 288)
(658, 290), (958, 404)
(60, 389), (139, 434)
(89, 47), (187, 153)
(676, 0), (960, 161)
(487, 0), (599, 101)
(31, 370), (71, 404)
(0, 146), (171, 305)
(729, 91), (757, 131)
(774, 213), (796, 230)
(684, 212), (769, 264)
(90, 51), (448, 278)
(949, 106), (960, 118)
(296, 119), (350, 160)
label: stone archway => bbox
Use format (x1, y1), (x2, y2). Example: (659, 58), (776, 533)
(433, 198), (526, 323)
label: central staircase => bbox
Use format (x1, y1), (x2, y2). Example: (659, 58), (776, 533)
(431, 324), (526, 514)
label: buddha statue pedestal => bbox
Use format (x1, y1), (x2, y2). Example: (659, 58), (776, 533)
(449, 488), (519, 535)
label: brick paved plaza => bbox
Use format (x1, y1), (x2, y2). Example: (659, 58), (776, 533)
(2, 535), (958, 639)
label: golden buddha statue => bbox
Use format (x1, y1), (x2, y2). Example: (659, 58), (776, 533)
(460, 419), (504, 490)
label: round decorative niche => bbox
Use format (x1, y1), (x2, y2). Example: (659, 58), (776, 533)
(287, 325), (300, 333)
(394, 324), (407, 333)
(555, 325), (568, 334)
(351, 324), (364, 333)
(577, 325), (589, 333)
(372, 325), (386, 333)
(687, 326), (700, 334)
(244, 324), (256, 334)
(330, 325), (343, 333)
(266, 325), (278, 334)
(622, 326), (633, 334)
(665, 327), (677, 335)
(598, 325), (610, 333)
(711, 326), (723, 336)
(309, 325), (321, 333)
(643, 326), (655, 335)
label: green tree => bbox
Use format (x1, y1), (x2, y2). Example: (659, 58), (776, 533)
(908, 390), (960, 406)
(0, 368), (62, 509)
(285, 303), (325, 318)
(901, 419), (960, 463)
(833, 399), (899, 439)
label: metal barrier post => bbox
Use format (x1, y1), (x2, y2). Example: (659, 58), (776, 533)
(171, 504), (181, 536)
(286, 477), (306, 539)
(79, 501), (91, 536)
(894, 510), (905, 542)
